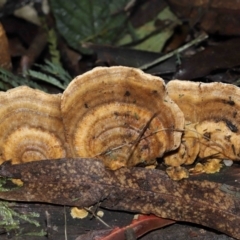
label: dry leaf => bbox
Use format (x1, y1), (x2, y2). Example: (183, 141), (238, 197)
(0, 158), (239, 238)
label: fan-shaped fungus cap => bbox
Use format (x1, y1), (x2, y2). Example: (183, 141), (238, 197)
(0, 86), (67, 164)
(61, 66), (184, 170)
(167, 80), (240, 162)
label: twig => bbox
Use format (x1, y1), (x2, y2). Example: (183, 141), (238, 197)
(21, 28), (48, 73)
(64, 206), (68, 240)
(95, 116), (235, 163)
(84, 207), (111, 228)
(95, 143), (131, 157)
(139, 32), (208, 70)
(126, 112), (159, 166)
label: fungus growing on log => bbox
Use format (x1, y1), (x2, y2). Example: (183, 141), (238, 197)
(2, 67), (239, 179)
(61, 66), (184, 170)
(166, 80), (240, 172)
(0, 86), (67, 164)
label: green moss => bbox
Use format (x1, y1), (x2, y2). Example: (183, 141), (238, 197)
(0, 201), (42, 232)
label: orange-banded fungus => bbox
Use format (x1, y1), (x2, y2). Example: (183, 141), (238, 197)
(167, 80), (240, 167)
(0, 86), (67, 164)
(61, 66), (184, 170)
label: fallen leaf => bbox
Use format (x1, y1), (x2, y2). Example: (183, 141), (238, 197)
(76, 214), (174, 240)
(88, 44), (176, 74)
(167, 0), (240, 35)
(0, 158), (239, 238)
(174, 38), (240, 79)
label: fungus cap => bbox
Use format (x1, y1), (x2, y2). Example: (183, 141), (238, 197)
(167, 80), (240, 162)
(61, 66), (184, 169)
(0, 86), (68, 164)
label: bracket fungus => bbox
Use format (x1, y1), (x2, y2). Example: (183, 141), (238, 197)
(3, 67), (240, 180)
(61, 66), (184, 170)
(166, 80), (240, 176)
(0, 86), (67, 164)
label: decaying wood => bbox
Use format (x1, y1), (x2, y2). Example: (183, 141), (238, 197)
(0, 158), (239, 238)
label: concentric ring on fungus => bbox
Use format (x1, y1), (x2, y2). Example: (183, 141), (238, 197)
(0, 86), (68, 164)
(61, 66), (184, 170)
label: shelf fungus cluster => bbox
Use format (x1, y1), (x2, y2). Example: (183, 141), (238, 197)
(0, 67), (184, 171)
(1, 66), (240, 180)
(165, 80), (240, 179)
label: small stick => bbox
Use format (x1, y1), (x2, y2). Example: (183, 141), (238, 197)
(95, 143), (131, 157)
(139, 32), (208, 70)
(96, 119), (237, 162)
(64, 206), (68, 240)
(126, 112), (159, 166)
(84, 207), (111, 228)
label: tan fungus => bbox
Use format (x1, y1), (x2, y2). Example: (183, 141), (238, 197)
(70, 207), (88, 219)
(1, 67), (238, 180)
(189, 160), (222, 175)
(0, 86), (68, 164)
(166, 166), (189, 181)
(189, 163), (205, 175)
(61, 66), (184, 170)
(167, 80), (240, 167)
(203, 159), (223, 174)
